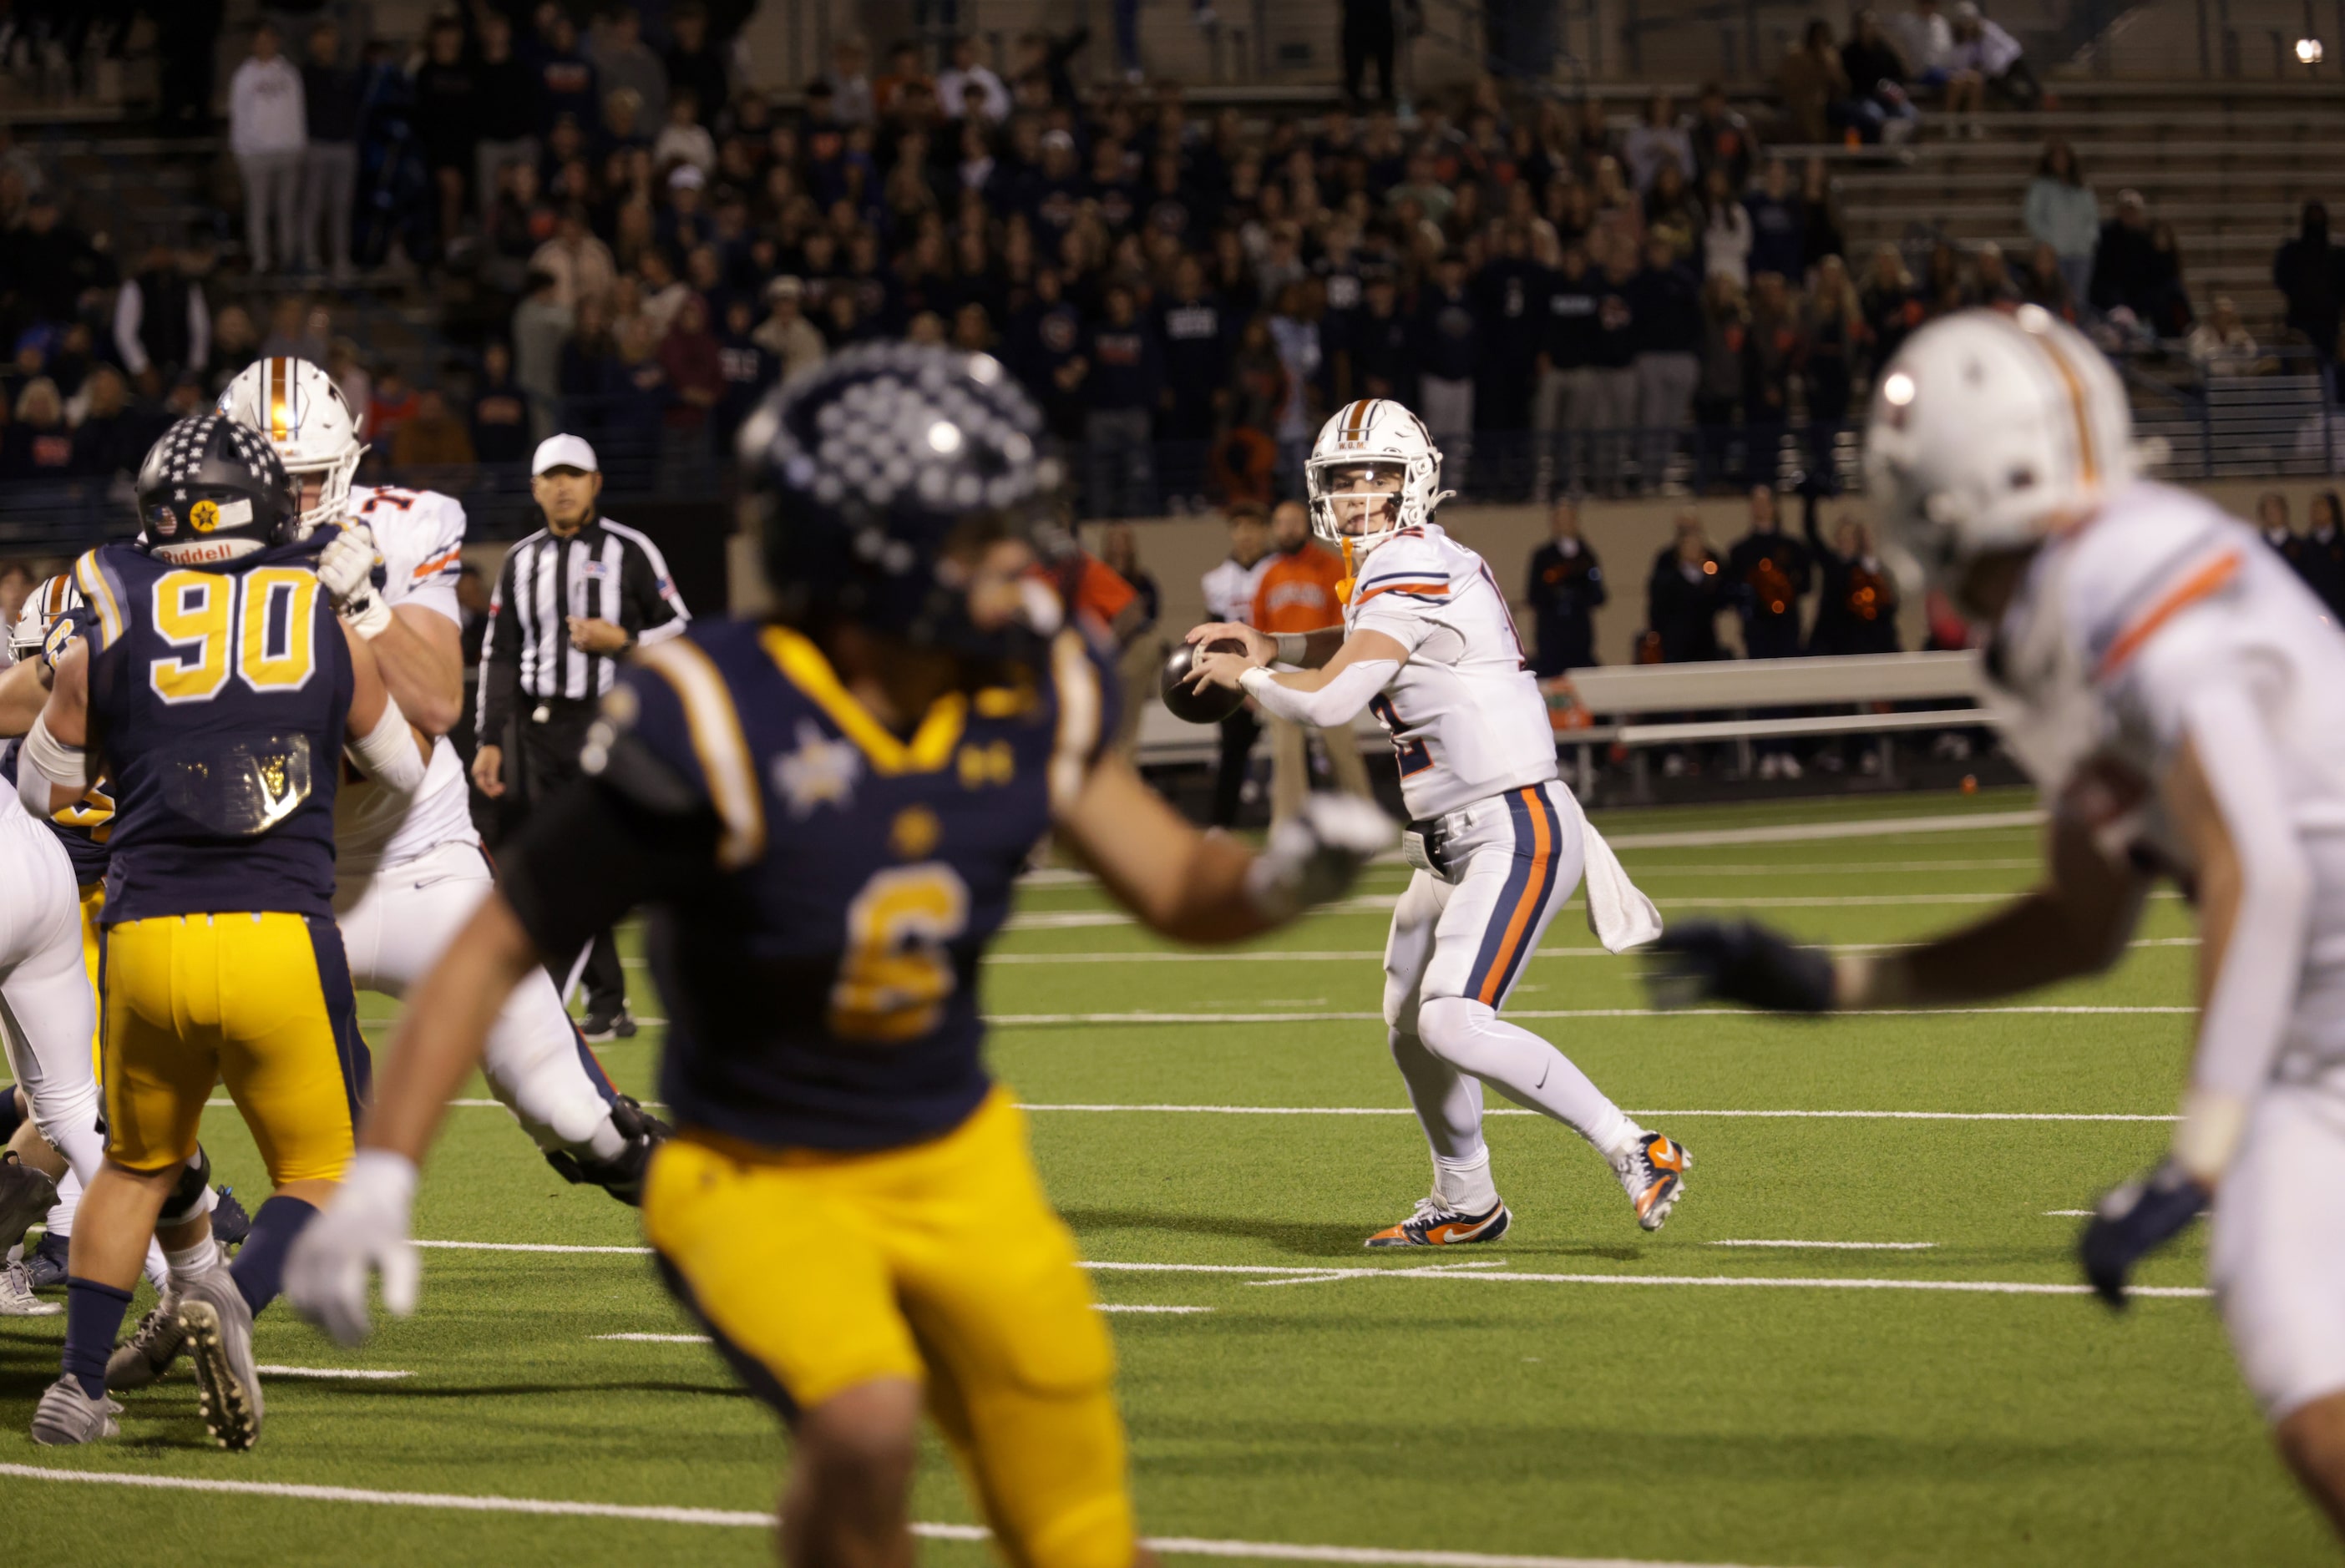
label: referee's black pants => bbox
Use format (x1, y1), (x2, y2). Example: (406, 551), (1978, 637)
(514, 699), (630, 1022)
(1211, 706), (1261, 828)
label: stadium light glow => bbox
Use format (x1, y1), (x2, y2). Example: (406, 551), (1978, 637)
(2297, 36), (2324, 63)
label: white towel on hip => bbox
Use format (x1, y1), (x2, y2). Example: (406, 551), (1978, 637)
(1581, 821), (1663, 953)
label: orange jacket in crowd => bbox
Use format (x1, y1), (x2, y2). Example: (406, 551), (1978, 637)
(1253, 539), (1347, 635)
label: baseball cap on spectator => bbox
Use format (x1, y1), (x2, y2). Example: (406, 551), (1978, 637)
(1041, 129), (1076, 151)
(532, 433), (600, 474)
(767, 276), (806, 302)
(669, 164), (707, 191)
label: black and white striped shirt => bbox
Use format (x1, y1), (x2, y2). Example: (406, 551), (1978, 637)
(477, 518), (690, 737)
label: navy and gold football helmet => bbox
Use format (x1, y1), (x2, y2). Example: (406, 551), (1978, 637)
(134, 413), (300, 564)
(737, 342), (1066, 663)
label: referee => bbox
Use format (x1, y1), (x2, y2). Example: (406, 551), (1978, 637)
(472, 433), (691, 1039)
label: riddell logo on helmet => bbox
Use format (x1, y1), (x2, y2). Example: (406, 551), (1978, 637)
(153, 539), (245, 564)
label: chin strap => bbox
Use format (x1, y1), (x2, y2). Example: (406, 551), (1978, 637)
(1335, 538), (1356, 607)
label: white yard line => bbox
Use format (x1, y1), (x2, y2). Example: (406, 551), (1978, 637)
(1007, 889), (2175, 929)
(990, 1004), (2193, 1025)
(416, 1240), (653, 1256)
(0, 1464), (1795, 1568)
(256, 1365), (413, 1379)
(1599, 810), (2042, 849)
(1707, 1241), (1936, 1252)
(594, 1333), (709, 1343)
(984, 934), (2201, 965)
(208, 1099), (2175, 1124)
(1095, 1304), (1215, 1313)
(2044, 1210), (2097, 1217)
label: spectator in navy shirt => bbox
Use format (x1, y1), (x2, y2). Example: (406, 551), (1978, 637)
(1412, 251), (1482, 492)
(1350, 269), (1412, 404)
(1537, 245), (1601, 500)
(1156, 255), (1229, 445)
(468, 341), (533, 465)
(1745, 158), (1804, 286)
(712, 296), (778, 448)
(1475, 223), (1550, 482)
(1589, 241), (1641, 494)
(1081, 284), (1162, 518)
(1628, 237), (1702, 494)
(1006, 266), (1088, 441)
(530, 12), (600, 136)
(1527, 498), (1607, 674)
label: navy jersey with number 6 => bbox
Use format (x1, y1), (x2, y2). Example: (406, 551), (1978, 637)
(72, 539), (353, 924)
(501, 617), (1116, 1152)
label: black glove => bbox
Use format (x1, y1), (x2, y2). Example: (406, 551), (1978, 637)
(1647, 918), (1837, 1013)
(2079, 1157), (2210, 1308)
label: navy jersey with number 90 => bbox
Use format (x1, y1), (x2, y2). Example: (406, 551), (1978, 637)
(73, 539), (353, 924)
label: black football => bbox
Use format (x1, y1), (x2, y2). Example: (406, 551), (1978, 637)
(1160, 636), (1249, 725)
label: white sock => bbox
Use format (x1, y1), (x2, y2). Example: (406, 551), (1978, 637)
(581, 1115), (628, 1161)
(1432, 1147), (1500, 1212)
(165, 1236), (222, 1289)
(143, 1242), (170, 1293)
(1417, 996), (1635, 1159)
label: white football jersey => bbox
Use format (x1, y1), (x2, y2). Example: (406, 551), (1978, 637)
(1200, 554), (1271, 626)
(1346, 523), (1557, 820)
(1986, 481), (2345, 1074)
(334, 483), (478, 877)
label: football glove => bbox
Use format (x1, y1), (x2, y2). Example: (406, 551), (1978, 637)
(38, 606), (90, 673)
(283, 1149), (419, 1346)
(2079, 1156), (2209, 1309)
(1244, 794), (1396, 922)
(1647, 918), (1837, 1012)
(320, 521), (393, 640)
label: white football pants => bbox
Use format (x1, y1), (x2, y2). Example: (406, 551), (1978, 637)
(0, 801), (104, 1206)
(336, 837), (619, 1155)
(1382, 779), (1635, 1206)
(2212, 1076), (2345, 1424)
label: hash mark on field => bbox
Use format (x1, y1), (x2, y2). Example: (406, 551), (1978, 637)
(2045, 1209), (2096, 1216)
(0, 1464), (1793, 1567)
(595, 1333), (710, 1343)
(256, 1365), (412, 1379)
(1095, 1304), (1214, 1313)
(1708, 1240), (1935, 1252)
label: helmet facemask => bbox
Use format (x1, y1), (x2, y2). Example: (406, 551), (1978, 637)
(281, 443), (363, 539)
(1309, 456), (1416, 559)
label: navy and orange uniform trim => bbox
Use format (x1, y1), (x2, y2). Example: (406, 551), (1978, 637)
(505, 617), (1119, 1154)
(73, 538), (353, 925)
(1467, 786), (1567, 1007)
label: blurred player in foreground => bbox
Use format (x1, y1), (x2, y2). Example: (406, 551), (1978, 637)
(1654, 306), (2345, 1541)
(285, 344), (1391, 1564)
(20, 415), (428, 1448)
(1185, 397), (1682, 1247)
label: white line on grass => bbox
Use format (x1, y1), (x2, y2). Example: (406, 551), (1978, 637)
(1007, 888), (2166, 930)
(2044, 1210), (2096, 1216)
(595, 1333), (708, 1343)
(0, 1465), (1778, 1568)
(990, 1004), (2194, 1025)
(416, 1240), (652, 1255)
(1707, 1240), (1935, 1251)
(1011, 1105), (2180, 1123)
(1096, 1304), (1215, 1313)
(256, 1365), (413, 1379)
(983, 934), (2202, 965)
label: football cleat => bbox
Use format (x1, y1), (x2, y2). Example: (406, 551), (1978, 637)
(22, 1227), (68, 1290)
(1364, 1196), (1512, 1249)
(29, 1376), (120, 1445)
(542, 1095), (668, 1206)
(0, 1261), (60, 1317)
(580, 1009), (637, 1043)
(0, 1152), (58, 1253)
(108, 1295), (187, 1389)
(1614, 1130), (1691, 1232)
(178, 1272), (262, 1449)
(210, 1186), (252, 1250)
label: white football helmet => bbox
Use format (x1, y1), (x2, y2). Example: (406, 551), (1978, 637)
(1306, 397), (1452, 560)
(8, 574), (84, 665)
(1863, 306), (2140, 593)
(217, 356), (367, 536)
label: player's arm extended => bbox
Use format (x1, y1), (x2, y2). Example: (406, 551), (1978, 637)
(1835, 811), (2150, 1006)
(14, 640), (90, 815)
(0, 655), (48, 737)
(1061, 754), (1391, 943)
(1650, 813), (2149, 1014)
(1185, 620), (1348, 669)
(339, 621), (431, 794)
(365, 604), (465, 737)
(1188, 628), (1409, 729)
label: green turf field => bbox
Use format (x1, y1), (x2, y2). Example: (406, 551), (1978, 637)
(4, 785), (2335, 1567)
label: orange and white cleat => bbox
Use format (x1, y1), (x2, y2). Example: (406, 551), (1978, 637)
(1614, 1130), (1690, 1232)
(1364, 1196), (1512, 1249)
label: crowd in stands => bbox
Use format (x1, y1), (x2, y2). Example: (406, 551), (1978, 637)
(1, 3), (2343, 532)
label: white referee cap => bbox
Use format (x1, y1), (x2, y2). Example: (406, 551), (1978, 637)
(532, 433), (599, 475)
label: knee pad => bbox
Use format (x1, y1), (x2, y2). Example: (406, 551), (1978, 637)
(159, 1146), (216, 1229)
(1416, 995), (1494, 1067)
(1382, 976), (1421, 1034)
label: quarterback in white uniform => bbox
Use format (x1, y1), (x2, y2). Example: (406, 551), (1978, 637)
(1656, 306), (2345, 1540)
(1187, 398), (1687, 1246)
(215, 359), (652, 1192)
